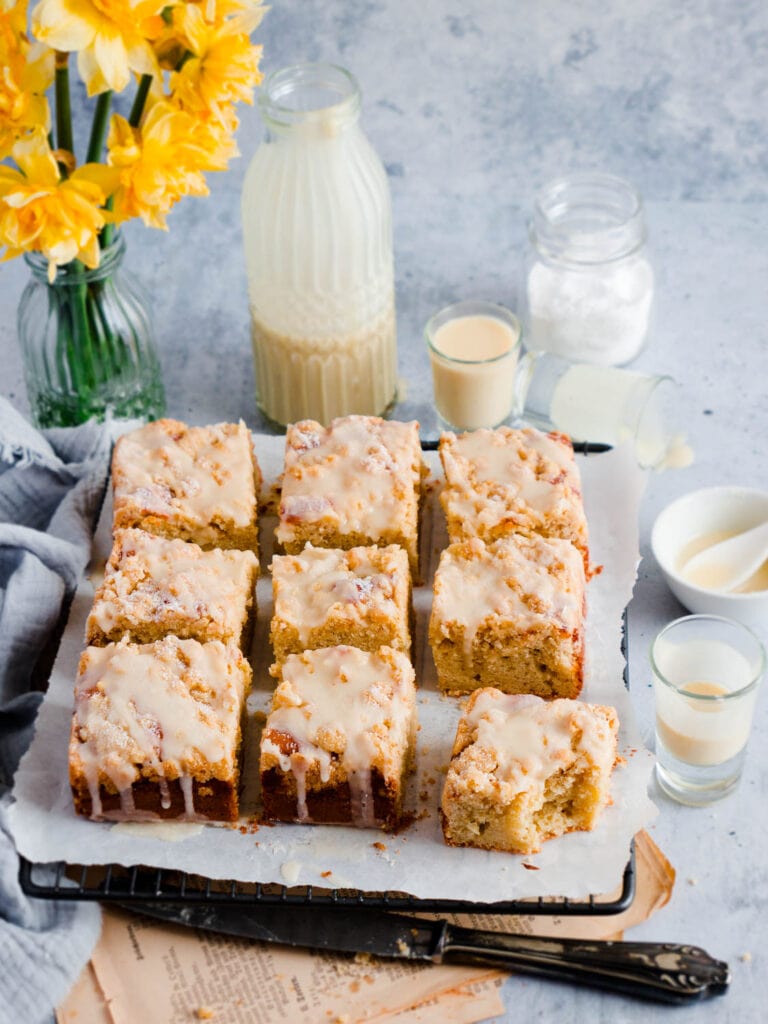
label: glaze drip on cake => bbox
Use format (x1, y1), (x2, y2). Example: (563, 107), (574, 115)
(69, 636), (250, 822)
(260, 645), (417, 829)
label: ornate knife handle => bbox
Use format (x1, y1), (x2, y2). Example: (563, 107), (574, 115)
(438, 927), (730, 1004)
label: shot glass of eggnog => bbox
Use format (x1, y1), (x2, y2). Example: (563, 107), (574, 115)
(650, 615), (765, 805)
(425, 301), (521, 430)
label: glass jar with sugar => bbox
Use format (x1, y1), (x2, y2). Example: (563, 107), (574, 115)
(522, 173), (654, 366)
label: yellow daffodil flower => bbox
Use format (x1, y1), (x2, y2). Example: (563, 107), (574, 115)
(196, 0), (269, 21)
(0, 127), (119, 280)
(1, 0), (28, 35)
(190, 102), (239, 169)
(107, 100), (214, 228)
(1, 1), (54, 157)
(169, 3), (263, 120)
(31, 0), (166, 96)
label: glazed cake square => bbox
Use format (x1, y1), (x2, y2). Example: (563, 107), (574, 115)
(441, 689), (618, 855)
(439, 426), (589, 571)
(69, 636), (251, 822)
(260, 645), (417, 830)
(429, 534), (586, 698)
(112, 418), (261, 552)
(275, 415), (423, 574)
(86, 528), (258, 649)
(270, 544), (411, 663)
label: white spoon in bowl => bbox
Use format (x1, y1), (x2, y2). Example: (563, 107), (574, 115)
(681, 521), (768, 593)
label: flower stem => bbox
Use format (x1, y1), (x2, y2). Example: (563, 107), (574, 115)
(101, 197), (115, 249)
(129, 74), (153, 127)
(54, 54), (74, 174)
(86, 90), (113, 163)
(102, 75), (152, 248)
(88, 89), (116, 250)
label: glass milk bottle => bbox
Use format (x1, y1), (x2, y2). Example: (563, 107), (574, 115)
(242, 63), (397, 425)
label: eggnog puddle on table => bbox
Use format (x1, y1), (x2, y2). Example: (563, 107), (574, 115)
(426, 302), (521, 430)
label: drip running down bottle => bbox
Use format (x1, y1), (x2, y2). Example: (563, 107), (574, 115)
(242, 63), (397, 425)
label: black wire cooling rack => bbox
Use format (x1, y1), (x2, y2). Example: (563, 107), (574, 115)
(18, 847), (635, 916)
(19, 439), (635, 919)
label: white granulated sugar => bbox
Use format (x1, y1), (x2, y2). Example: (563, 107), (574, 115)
(526, 257), (654, 365)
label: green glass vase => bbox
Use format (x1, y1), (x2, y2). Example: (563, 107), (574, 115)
(17, 233), (166, 428)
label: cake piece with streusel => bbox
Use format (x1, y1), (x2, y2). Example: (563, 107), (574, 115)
(270, 544), (411, 663)
(260, 645), (417, 830)
(86, 528), (258, 650)
(112, 418), (261, 552)
(429, 533), (586, 698)
(69, 636), (251, 822)
(439, 426), (589, 572)
(275, 416), (424, 575)
(441, 689), (618, 854)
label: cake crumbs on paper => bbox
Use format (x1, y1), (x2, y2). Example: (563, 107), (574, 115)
(522, 863), (540, 871)
(372, 841), (387, 852)
(321, 870), (333, 878)
(740, 952), (752, 963)
(687, 877), (698, 886)
(195, 1009), (215, 1021)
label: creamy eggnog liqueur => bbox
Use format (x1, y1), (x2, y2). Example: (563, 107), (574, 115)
(650, 615), (764, 805)
(426, 301), (521, 430)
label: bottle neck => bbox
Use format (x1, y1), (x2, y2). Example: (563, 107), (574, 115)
(259, 63), (361, 141)
(24, 233), (125, 285)
(529, 174), (646, 267)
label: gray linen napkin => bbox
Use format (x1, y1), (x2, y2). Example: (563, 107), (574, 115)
(0, 398), (108, 1024)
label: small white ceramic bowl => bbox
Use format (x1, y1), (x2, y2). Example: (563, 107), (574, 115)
(651, 486), (768, 628)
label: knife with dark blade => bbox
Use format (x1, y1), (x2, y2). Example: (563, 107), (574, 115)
(125, 902), (729, 1004)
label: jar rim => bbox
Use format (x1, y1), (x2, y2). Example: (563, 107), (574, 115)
(529, 172), (647, 266)
(24, 232), (125, 284)
(259, 63), (361, 130)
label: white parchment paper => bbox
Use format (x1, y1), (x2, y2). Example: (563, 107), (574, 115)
(9, 438), (657, 901)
